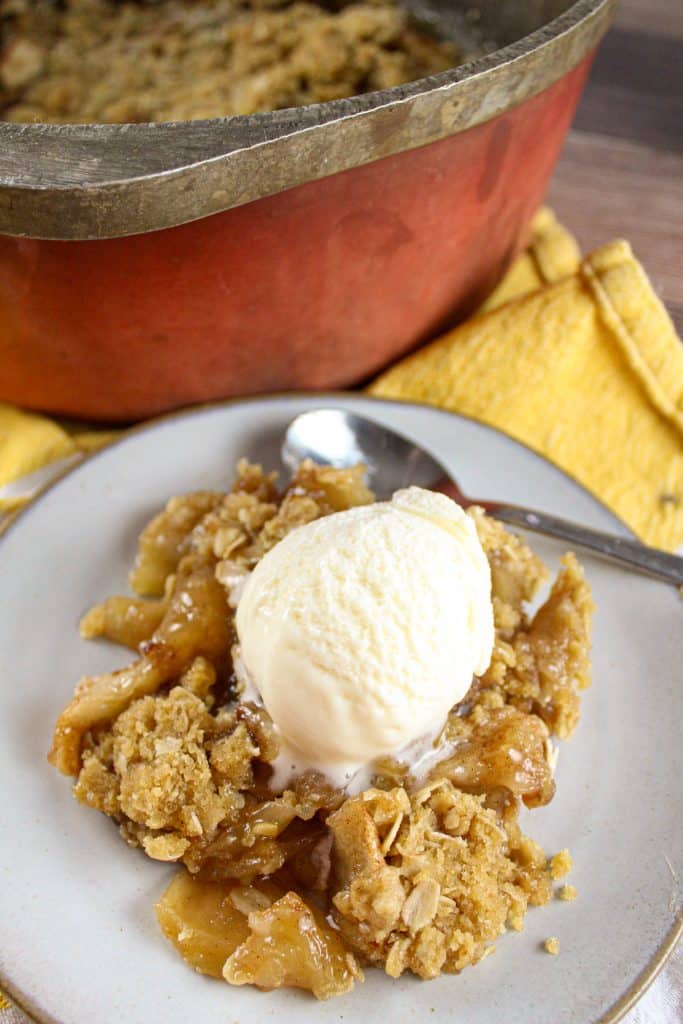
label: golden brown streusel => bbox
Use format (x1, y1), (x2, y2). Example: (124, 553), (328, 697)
(470, 508), (548, 638)
(557, 884), (578, 901)
(544, 936), (561, 956)
(49, 459), (594, 999)
(468, 517), (594, 742)
(550, 849), (574, 880)
(328, 779), (555, 979)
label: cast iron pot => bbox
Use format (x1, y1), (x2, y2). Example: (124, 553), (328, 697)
(0, 0), (616, 420)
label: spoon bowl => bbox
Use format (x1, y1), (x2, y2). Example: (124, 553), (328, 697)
(282, 408), (448, 499)
(283, 408), (683, 586)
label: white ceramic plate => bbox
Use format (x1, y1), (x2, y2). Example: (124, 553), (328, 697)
(0, 395), (681, 1024)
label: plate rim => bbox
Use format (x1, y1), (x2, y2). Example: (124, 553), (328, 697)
(1, 390), (680, 1024)
(0, 390), (647, 546)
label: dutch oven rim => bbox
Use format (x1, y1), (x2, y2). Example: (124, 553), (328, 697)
(0, 0), (617, 239)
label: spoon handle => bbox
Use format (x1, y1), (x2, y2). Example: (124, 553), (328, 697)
(490, 505), (683, 586)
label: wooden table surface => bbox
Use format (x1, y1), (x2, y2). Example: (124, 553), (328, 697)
(547, 0), (683, 334)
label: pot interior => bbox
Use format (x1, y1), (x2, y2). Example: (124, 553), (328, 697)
(404, 0), (577, 51)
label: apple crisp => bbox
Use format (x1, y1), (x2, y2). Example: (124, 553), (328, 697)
(0, 0), (462, 124)
(50, 459), (593, 1000)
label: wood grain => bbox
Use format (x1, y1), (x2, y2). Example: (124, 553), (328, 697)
(550, 0), (683, 334)
(548, 133), (683, 333)
(573, 30), (683, 152)
(615, 0), (683, 39)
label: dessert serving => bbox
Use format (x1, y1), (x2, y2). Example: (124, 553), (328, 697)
(49, 458), (593, 1000)
(0, 0), (464, 124)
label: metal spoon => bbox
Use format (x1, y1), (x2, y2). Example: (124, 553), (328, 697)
(282, 408), (683, 586)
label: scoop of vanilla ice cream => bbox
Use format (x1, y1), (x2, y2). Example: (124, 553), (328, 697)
(235, 486), (494, 785)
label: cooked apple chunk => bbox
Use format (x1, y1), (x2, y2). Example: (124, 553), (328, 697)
(155, 869), (283, 977)
(224, 892), (363, 999)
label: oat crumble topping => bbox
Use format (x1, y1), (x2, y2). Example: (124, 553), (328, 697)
(558, 884), (578, 902)
(0, 0), (463, 123)
(49, 459), (593, 999)
(550, 849), (574, 880)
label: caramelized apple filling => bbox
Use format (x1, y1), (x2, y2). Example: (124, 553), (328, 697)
(50, 459), (593, 999)
(224, 891), (363, 999)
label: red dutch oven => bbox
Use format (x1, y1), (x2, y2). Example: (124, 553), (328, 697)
(0, 0), (616, 420)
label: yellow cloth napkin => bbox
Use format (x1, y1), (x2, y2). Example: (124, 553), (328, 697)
(1, 210), (682, 553)
(0, 412), (118, 513)
(478, 206), (582, 311)
(371, 216), (683, 553)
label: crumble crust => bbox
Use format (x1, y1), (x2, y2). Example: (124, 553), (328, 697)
(50, 459), (593, 999)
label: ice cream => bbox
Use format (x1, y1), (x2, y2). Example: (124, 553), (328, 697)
(235, 486), (494, 788)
